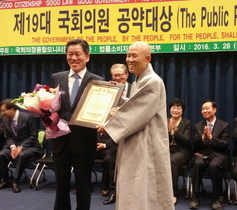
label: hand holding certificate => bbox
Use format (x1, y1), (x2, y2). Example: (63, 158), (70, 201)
(69, 80), (125, 128)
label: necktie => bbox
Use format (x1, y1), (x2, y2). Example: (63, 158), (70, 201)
(208, 123), (212, 133)
(12, 119), (17, 135)
(71, 74), (80, 105)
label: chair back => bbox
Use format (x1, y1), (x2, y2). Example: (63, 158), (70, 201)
(37, 130), (46, 149)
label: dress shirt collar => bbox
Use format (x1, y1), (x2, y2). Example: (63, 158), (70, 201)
(206, 117), (216, 126)
(69, 68), (87, 79)
(12, 110), (19, 124)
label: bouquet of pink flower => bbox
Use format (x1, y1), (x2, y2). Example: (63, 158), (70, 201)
(12, 84), (71, 139)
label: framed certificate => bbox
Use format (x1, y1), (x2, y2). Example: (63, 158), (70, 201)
(69, 80), (125, 128)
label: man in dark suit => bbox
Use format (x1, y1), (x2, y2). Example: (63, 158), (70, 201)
(0, 99), (43, 193)
(189, 100), (230, 210)
(0, 114), (5, 150)
(95, 133), (117, 197)
(232, 117), (237, 183)
(50, 39), (104, 210)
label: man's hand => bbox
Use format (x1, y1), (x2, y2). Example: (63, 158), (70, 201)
(97, 143), (105, 150)
(110, 107), (119, 116)
(202, 126), (212, 145)
(16, 146), (23, 154)
(96, 124), (107, 134)
(203, 126), (212, 140)
(49, 87), (57, 94)
(11, 146), (18, 159)
(10, 146), (22, 159)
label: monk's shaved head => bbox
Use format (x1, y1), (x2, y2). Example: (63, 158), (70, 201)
(129, 41), (151, 56)
(126, 41), (152, 77)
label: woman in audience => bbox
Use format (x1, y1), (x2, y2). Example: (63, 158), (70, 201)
(232, 117), (237, 182)
(167, 98), (193, 205)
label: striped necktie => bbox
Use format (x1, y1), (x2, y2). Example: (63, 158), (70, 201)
(208, 123), (213, 133)
(12, 119), (17, 135)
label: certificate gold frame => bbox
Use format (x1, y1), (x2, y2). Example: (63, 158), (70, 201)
(69, 80), (125, 128)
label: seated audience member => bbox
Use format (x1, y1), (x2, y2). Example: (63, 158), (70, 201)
(0, 114), (6, 150)
(189, 100), (230, 210)
(232, 117), (237, 182)
(95, 133), (117, 202)
(0, 99), (43, 193)
(168, 98), (192, 205)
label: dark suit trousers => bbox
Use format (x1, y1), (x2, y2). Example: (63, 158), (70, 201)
(0, 148), (39, 182)
(191, 155), (225, 198)
(170, 150), (187, 197)
(94, 149), (111, 191)
(53, 141), (94, 210)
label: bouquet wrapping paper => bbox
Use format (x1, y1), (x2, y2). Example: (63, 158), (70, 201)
(13, 84), (71, 139)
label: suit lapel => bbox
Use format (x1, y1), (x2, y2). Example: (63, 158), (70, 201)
(178, 119), (185, 133)
(15, 112), (24, 134)
(199, 120), (206, 135)
(59, 71), (71, 109)
(7, 118), (16, 138)
(212, 119), (219, 136)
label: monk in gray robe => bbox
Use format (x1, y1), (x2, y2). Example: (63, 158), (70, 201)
(97, 41), (174, 210)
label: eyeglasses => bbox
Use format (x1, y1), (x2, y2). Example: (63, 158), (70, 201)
(171, 107), (182, 111)
(112, 73), (125, 78)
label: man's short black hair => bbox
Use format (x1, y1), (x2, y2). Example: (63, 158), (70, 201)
(0, 99), (17, 110)
(65, 39), (89, 54)
(202, 100), (217, 109)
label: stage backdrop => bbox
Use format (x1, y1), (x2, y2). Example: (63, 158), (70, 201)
(1, 52), (237, 135)
(1, 0), (237, 149)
